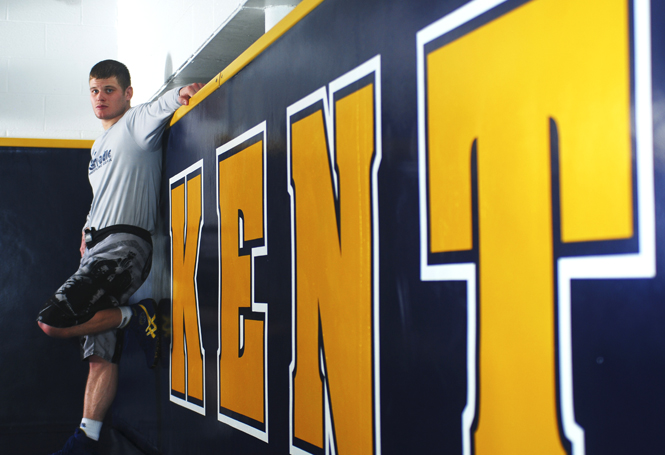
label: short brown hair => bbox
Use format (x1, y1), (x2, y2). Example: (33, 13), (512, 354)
(89, 60), (131, 91)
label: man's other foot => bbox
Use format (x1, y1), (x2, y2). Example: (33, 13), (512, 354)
(50, 428), (98, 455)
(129, 298), (161, 368)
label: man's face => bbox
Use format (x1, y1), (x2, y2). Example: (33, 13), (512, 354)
(89, 76), (132, 124)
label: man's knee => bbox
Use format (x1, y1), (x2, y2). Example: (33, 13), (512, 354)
(38, 320), (72, 338)
(38, 296), (97, 334)
(87, 355), (118, 380)
(88, 355), (113, 367)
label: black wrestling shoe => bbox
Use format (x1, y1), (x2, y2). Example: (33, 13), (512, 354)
(129, 299), (161, 368)
(50, 428), (98, 455)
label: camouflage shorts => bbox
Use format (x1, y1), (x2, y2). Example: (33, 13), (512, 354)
(38, 232), (152, 362)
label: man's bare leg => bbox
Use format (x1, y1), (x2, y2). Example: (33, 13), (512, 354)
(38, 307), (122, 339)
(84, 356), (118, 421)
(71, 355), (119, 443)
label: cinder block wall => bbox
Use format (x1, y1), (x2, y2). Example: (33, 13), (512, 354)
(0, 0), (117, 139)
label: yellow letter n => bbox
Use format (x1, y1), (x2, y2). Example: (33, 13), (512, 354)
(287, 57), (381, 455)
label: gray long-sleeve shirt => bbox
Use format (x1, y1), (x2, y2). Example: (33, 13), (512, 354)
(85, 87), (182, 234)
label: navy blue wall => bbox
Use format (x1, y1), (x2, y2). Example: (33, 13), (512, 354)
(0, 146), (91, 452)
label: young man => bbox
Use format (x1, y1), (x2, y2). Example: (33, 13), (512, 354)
(37, 60), (203, 455)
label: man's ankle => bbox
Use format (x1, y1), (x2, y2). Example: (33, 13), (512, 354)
(80, 418), (102, 441)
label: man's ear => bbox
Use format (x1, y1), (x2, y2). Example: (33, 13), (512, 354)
(125, 86), (134, 102)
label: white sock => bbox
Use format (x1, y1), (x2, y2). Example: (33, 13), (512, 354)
(117, 305), (133, 328)
(80, 418), (102, 441)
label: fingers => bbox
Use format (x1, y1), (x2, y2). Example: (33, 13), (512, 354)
(189, 82), (204, 93)
(178, 83), (205, 106)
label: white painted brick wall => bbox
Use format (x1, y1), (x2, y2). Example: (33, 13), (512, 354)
(0, 22), (46, 58)
(8, 0), (81, 24)
(192, 0), (216, 52)
(165, 6), (196, 73)
(45, 94), (100, 131)
(47, 24), (117, 61)
(214, 0), (244, 23)
(0, 92), (44, 131)
(81, 0), (118, 27)
(118, 0), (244, 105)
(0, 0), (119, 139)
(0, 58), (7, 94)
(0, 0), (252, 139)
(8, 58), (85, 94)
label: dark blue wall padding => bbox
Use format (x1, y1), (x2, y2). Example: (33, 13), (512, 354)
(0, 146), (91, 451)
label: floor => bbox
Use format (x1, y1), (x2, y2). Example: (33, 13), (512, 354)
(3, 426), (150, 455)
